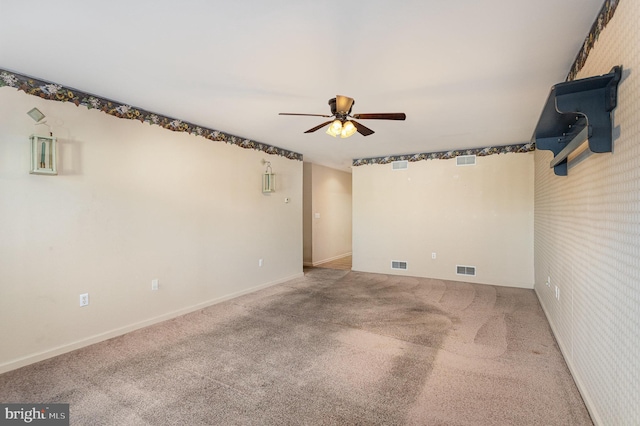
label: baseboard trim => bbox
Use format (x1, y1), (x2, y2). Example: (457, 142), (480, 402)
(534, 286), (602, 426)
(0, 272), (304, 374)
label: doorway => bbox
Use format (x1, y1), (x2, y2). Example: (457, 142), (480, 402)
(302, 162), (352, 271)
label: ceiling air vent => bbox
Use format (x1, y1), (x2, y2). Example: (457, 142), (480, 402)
(392, 160), (408, 170)
(456, 155), (476, 166)
(391, 260), (408, 270)
(456, 265), (476, 276)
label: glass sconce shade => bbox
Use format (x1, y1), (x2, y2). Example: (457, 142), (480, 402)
(341, 121), (357, 138)
(326, 119), (356, 138)
(263, 172), (275, 193)
(30, 134), (57, 175)
(262, 161), (275, 193)
(326, 119), (343, 137)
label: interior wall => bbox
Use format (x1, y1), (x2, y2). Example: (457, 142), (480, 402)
(303, 163), (352, 266)
(0, 88), (303, 373)
(303, 162), (313, 264)
(352, 152), (534, 288)
(533, 1), (639, 424)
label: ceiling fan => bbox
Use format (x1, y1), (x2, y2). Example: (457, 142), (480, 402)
(279, 95), (406, 138)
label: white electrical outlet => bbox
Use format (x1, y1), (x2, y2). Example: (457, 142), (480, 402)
(432, 252), (437, 259)
(79, 293), (89, 307)
(151, 279), (159, 291)
(259, 259), (263, 267)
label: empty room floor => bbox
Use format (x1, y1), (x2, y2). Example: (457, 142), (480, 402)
(0, 269), (591, 425)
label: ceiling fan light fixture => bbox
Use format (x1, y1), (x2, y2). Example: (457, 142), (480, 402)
(279, 95), (406, 137)
(326, 119), (343, 137)
(340, 120), (357, 138)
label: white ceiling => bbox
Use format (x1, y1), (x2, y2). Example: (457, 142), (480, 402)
(1, 0), (605, 171)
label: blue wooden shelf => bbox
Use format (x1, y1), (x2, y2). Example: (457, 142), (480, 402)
(533, 66), (622, 176)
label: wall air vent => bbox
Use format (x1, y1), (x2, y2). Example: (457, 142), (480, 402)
(456, 265), (476, 276)
(456, 155), (476, 166)
(392, 160), (408, 170)
(391, 260), (408, 270)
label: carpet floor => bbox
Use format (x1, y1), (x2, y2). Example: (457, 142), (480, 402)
(0, 269), (592, 425)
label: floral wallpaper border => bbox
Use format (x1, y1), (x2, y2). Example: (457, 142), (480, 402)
(0, 69), (303, 162)
(352, 142), (534, 167)
(566, 0), (620, 81)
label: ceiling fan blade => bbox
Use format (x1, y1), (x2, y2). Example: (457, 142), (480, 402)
(304, 120), (334, 133)
(352, 113), (406, 120)
(351, 120), (375, 136)
(335, 95), (355, 114)
(279, 113), (333, 118)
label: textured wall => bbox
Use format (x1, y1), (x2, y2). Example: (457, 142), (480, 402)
(534, 0), (639, 424)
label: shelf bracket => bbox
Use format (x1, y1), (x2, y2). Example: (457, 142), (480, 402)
(532, 66), (622, 176)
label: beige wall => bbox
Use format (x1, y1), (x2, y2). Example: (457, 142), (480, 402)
(303, 162), (313, 264)
(303, 162), (352, 266)
(352, 153), (534, 288)
(534, 1), (639, 424)
(0, 88), (303, 373)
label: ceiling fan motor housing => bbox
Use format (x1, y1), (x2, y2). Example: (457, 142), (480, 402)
(328, 98), (337, 115)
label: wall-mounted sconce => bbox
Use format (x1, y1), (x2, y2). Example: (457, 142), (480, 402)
(30, 134), (57, 175)
(27, 108), (57, 175)
(262, 160), (275, 193)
